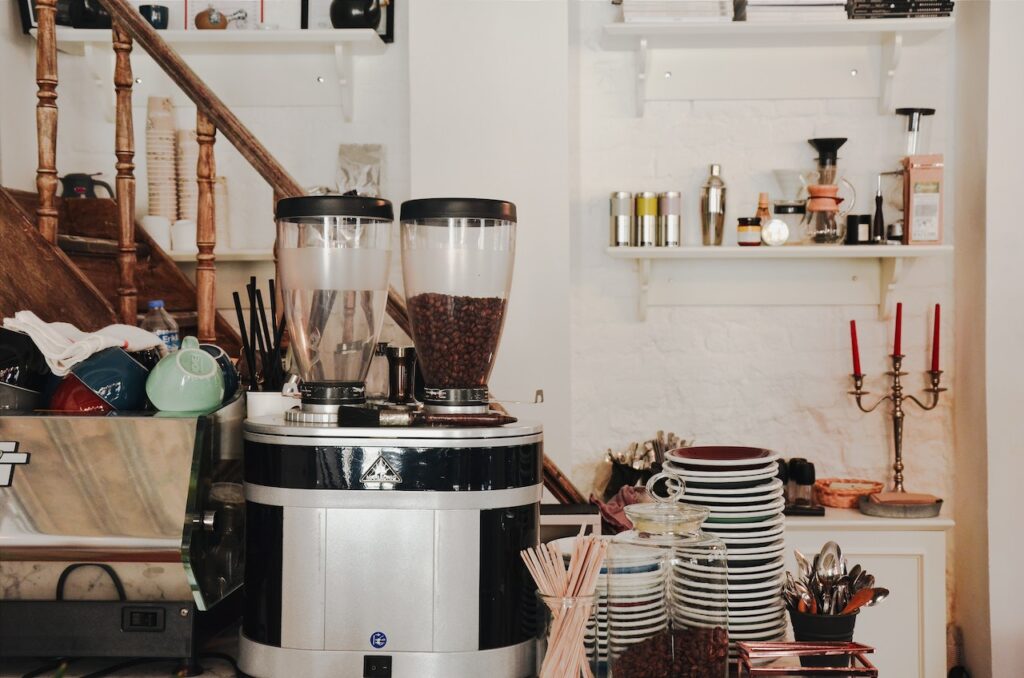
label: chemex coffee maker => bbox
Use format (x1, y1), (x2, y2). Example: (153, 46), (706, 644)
(238, 196), (541, 678)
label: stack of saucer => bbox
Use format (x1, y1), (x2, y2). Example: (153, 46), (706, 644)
(146, 97), (177, 222)
(551, 537), (667, 668)
(663, 446), (787, 656)
(176, 129), (199, 222)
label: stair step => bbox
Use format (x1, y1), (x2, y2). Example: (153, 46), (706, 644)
(58, 234), (152, 259)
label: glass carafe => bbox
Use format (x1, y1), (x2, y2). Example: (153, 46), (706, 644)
(276, 195), (394, 409)
(607, 474), (729, 678)
(400, 198), (516, 411)
(802, 185), (846, 245)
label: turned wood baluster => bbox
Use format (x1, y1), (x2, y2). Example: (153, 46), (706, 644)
(196, 112), (217, 344)
(113, 24), (138, 325)
(35, 0), (59, 243)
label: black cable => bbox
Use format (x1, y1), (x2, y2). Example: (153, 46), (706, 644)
(21, 658), (74, 678)
(77, 657), (169, 678)
(55, 563), (126, 602)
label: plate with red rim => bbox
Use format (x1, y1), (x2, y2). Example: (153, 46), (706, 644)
(666, 446), (779, 469)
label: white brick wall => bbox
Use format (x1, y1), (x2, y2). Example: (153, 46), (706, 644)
(568, 4), (956, 513)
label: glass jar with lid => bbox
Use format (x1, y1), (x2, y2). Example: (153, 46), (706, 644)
(606, 474), (729, 678)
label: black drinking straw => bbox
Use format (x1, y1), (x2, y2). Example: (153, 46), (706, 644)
(255, 289), (276, 389)
(268, 278), (278, 340)
(232, 291), (256, 390)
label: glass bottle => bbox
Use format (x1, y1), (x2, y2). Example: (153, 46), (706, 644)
(607, 474), (729, 678)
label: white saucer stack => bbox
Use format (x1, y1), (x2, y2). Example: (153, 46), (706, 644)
(663, 447), (787, 657)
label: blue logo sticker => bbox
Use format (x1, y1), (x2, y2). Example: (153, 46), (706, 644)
(370, 631), (387, 649)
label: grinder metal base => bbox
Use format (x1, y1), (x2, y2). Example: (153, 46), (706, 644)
(238, 635), (534, 678)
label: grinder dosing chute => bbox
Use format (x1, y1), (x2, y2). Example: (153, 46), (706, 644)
(400, 198), (516, 412)
(276, 195), (394, 421)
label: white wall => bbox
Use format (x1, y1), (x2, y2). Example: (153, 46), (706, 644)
(407, 0), (573, 460)
(983, 2), (1024, 674)
(569, 3), (956, 509)
(951, 1), (989, 674)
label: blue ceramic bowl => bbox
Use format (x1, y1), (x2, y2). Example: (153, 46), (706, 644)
(71, 347), (150, 411)
(201, 344), (240, 403)
(0, 327), (51, 393)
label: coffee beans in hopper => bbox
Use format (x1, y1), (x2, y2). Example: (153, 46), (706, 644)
(612, 627), (729, 678)
(407, 293), (507, 389)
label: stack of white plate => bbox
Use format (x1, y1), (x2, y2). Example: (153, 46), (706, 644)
(551, 537), (667, 668)
(146, 97), (177, 222)
(176, 129), (199, 222)
(663, 446), (787, 657)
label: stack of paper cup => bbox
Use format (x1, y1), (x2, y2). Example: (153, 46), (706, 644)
(176, 129), (200, 222)
(146, 97), (177, 221)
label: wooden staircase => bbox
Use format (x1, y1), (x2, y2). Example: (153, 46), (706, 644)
(1, 187), (241, 354)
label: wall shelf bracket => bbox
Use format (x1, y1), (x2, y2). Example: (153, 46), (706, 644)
(636, 257), (651, 321)
(334, 43), (354, 122)
(635, 38), (649, 118)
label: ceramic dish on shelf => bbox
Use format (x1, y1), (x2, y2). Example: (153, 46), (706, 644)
(666, 445), (776, 464)
(706, 507), (784, 523)
(689, 496), (786, 513)
(688, 481), (782, 497)
(679, 565), (784, 584)
(701, 513), (784, 531)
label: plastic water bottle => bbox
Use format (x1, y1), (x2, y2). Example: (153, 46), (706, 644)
(142, 300), (180, 351)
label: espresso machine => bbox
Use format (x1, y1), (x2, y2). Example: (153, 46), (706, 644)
(238, 196), (541, 678)
(0, 398), (246, 672)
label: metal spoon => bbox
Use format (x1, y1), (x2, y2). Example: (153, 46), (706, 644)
(794, 549), (812, 580)
(841, 587), (889, 614)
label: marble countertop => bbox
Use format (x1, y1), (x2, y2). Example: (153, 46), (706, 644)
(0, 629), (239, 678)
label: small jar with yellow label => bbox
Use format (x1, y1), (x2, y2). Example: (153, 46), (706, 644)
(737, 217), (762, 246)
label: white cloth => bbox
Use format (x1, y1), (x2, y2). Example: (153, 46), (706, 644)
(2, 310), (166, 376)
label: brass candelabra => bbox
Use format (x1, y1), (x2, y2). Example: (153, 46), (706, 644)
(848, 355), (947, 493)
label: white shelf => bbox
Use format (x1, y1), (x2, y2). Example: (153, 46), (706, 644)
(38, 27), (385, 56)
(169, 250), (274, 262)
(606, 244), (952, 320)
(33, 27), (385, 121)
(603, 17), (953, 40)
(601, 18), (954, 115)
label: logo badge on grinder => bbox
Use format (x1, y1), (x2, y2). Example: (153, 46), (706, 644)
(0, 442), (30, 488)
(360, 454), (402, 488)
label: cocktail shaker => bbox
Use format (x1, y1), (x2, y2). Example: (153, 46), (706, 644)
(700, 164), (726, 246)
(609, 191), (633, 247)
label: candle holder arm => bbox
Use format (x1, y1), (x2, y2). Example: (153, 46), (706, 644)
(848, 374), (892, 413)
(906, 370), (946, 411)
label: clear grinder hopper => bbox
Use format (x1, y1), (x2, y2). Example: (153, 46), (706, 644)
(276, 195), (394, 422)
(400, 198), (516, 413)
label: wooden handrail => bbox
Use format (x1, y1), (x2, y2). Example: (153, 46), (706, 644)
(112, 24), (137, 325)
(195, 112), (217, 344)
(34, 0), (59, 244)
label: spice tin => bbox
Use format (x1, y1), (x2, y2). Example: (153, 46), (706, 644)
(635, 192), (658, 247)
(610, 191), (633, 247)
(658, 191), (681, 247)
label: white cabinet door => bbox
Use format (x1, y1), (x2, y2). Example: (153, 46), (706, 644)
(784, 512), (949, 678)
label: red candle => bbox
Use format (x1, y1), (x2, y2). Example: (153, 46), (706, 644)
(850, 320), (862, 375)
(931, 304), (941, 371)
(894, 302), (903, 356)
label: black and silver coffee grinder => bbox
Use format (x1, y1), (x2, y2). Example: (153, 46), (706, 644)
(239, 196), (540, 678)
